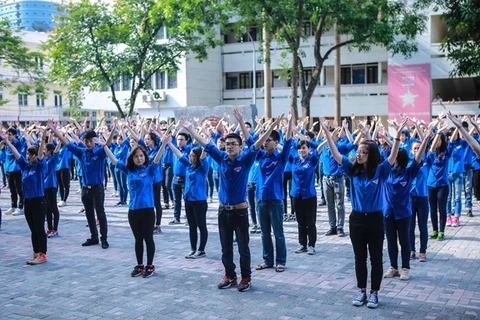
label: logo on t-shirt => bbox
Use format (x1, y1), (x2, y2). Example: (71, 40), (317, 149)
(29, 171), (35, 176)
(272, 161), (278, 166)
(139, 173), (146, 177)
(372, 179), (379, 184)
(234, 167), (242, 173)
(303, 164), (310, 169)
(400, 181), (407, 187)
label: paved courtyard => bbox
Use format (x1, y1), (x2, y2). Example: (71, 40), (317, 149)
(1, 185), (480, 320)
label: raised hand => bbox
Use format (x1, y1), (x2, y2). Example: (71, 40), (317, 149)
(232, 107), (243, 123)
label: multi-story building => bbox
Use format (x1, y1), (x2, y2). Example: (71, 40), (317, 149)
(0, 0), (61, 32)
(82, 11), (479, 121)
(0, 31), (68, 122)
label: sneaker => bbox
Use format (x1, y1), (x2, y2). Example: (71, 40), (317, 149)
(4, 207), (14, 215)
(191, 251), (206, 259)
(162, 204), (170, 209)
(115, 201), (123, 206)
(184, 221), (189, 226)
(76, 189), (82, 194)
(218, 275), (238, 289)
(338, 228), (345, 237)
(437, 231), (445, 241)
(45, 229), (53, 236)
(101, 240), (109, 249)
(131, 265), (144, 277)
(26, 252), (39, 264)
(283, 215), (288, 222)
(429, 231), (438, 239)
(367, 291), (379, 308)
(209, 197), (213, 203)
(48, 231), (59, 238)
(185, 250), (196, 259)
(319, 201), (326, 206)
(410, 251), (416, 260)
(57, 201), (66, 207)
(400, 268), (410, 281)
(294, 245), (307, 253)
(419, 253), (427, 262)
(467, 209), (473, 217)
(153, 226), (162, 234)
(307, 246), (315, 255)
(452, 216), (459, 227)
(81, 238), (99, 246)
(12, 208), (24, 216)
(325, 228), (337, 236)
(384, 266), (400, 278)
(250, 225), (258, 234)
(352, 289), (367, 306)
(288, 214), (296, 222)
(237, 277), (251, 292)
(168, 219), (181, 225)
(29, 252), (47, 265)
(111, 191), (117, 197)
(78, 208), (85, 213)
(255, 227), (261, 234)
(143, 265), (156, 278)
(446, 215), (452, 226)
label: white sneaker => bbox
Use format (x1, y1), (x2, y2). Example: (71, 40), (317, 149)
(112, 192), (118, 197)
(4, 207), (15, 215)
(383, 266), (399, 278)
(400, 268), (410, 281)
(57, 201), (66, 207)
(76, 189), (82, 194)
(12, 208), (24, 216)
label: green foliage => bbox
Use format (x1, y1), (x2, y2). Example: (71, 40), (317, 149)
(45, 0), (224, 118)
(0, 20), (47, 105)
(438, 0), (480, 77)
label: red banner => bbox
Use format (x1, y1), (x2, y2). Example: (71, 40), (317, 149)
(388, 64), (431, 123)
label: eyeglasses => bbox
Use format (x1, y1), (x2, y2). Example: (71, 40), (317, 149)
(225, 142), (239, 146)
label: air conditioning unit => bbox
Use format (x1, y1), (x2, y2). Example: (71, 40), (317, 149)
(151, 91), (166, 101)
(142, 94), (153, 102)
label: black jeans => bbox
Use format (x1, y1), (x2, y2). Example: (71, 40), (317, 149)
(153, 182), (163, 226)
(81, 185), (107, 241)
(128, 208), (155, 266)
(429, 185), (448, 233)
(172, 178), (185, 220)
(294, 195), (317, 247)
(247, 182), (257, 225)
(384, 215), (411, 270)
(349, 210), (384, 291)
(218, 207), (251, 278)
(45, 187), (60, 231)
(185, 200), (208, 251)
(283, 171), (294, 215)
(56, 168), (70, 202)
(207, 168), (214, 198)
(162, 165), (174, 205)
(7, 170), (23, 209)
(25, 197), (47, 253)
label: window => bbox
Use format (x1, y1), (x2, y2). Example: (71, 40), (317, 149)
(241, 27), (257, 42)
(366, 65), (378, 84)
(155, 72), (165, 89)
(113, 76), (120, 91)
(239, 73), (250, 89)
(254, 71), (262, 88)
(36, 93), (45, 107)
(352, 65), (365, 84)
(340, 67), (351, 85)
(122, 73), (131, 91)
(157, 26), (169, 39)
(303, 69), (313, 87)
(18, 93), (28, 106)
(226, 74), (238, 90)
(54, 91), (63, 107)
(35, 56), (43, 70)
(144, 72), (153, 90)
(167, 71), (177, 89)
(0, 87), (3, 100)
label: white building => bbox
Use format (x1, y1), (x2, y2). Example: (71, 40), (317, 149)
(82, 12), (479, 121)
(0, 31), (68, 122)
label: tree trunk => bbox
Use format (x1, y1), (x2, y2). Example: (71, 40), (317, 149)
(291, 49), (299, 120)
(263, 23), (272, 119)
(334, 23), (341, 126)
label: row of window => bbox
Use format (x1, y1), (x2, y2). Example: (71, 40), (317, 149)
(16, 92), (63, 108)
(103, 71), (177, 92)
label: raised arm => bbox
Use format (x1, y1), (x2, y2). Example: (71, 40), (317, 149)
(47, 120), (69, 146)
(101, 142), (118, 166)
(180, 119), (209, 147)
(388, 119), (408, 166)
(448, 112), (480, 157)
(167, 138), (183, 159)
(319, 119), (342, 165)
(153, 134), (170, 164)
(0, 131), (21, 160)
(37, 129), (46, 161)
(232, 108), (250, 142)
(254, 113), (284, 150)
(415, 128), (432, 164)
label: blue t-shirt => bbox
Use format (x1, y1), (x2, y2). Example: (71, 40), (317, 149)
(66, 142), (106, 186)
(426, 144), (453, 188)
(116, 161), (158, 210)
(179, 155), (209, 201)
(55, 146), (71, 171)
(44, 154), (59, 189)
(17, 157), (46, 199)
(289, 152), (319, 199)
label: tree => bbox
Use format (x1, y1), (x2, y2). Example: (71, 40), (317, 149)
(0, 20), (46, 107)
(224, 0), (427, 119)
(438, 0), (480, 77)
(45, 0), (224, 118)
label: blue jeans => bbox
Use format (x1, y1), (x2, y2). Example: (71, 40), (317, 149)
(115, 170), (128, 204)
(410, 196), (429, 254)
(447, 173), (463, 216)
(218, 207), (251, 278)
(256, 199), (286, 267)
(464, 166), (473, 209)
(384, 215), (411, 269)
(429, 186), (448, 233)
(172, 178), (185, 220)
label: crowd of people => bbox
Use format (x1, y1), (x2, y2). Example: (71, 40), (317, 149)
(1, 109), (480, 308)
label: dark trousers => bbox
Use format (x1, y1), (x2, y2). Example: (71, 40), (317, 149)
(153, 182), (163, 225)
(247, 182), (257, 225)
(213, 171), (220, 193)
(25, 197), (47, 253)
(109, 163), (118, 192)
(115, 170), (128, 204)
(172, 180), (185, 220)
(283, 171), (294, 215)
(45, 187), (60, 231)
(81, 185), (107, 241)
(56, 168), (70, 202)
(349, 211), (384, 291)
(185, 200), (208, 251)
(294, 195), (317, 247)
(429, 185), (448, 233)
(128, 208), (155, 266)
(7, 170), (23, 209)
(218, 207), (251, 278)
(384, 215), (411, 270)
(207, 168), (214, 198)
(162, 165), (173, 205)
(473, 170), (480, 200)
(410, 196), (429, 254)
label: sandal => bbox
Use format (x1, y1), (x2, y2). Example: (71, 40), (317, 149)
(275, 265), (286, 273)
(255, 263), (272, 270)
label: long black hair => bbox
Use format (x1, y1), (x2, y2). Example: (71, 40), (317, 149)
(351, 140), (382, 179)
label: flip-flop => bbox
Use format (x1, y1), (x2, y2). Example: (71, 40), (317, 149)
(255, 263), (272, 270)
(275, 265), (286, 272)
